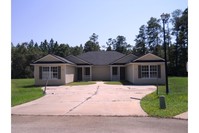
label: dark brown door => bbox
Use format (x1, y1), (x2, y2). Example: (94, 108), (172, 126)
(120, 67), (125, 80)
(77, 68), (82, 81)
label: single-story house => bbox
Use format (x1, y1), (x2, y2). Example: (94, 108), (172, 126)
(31, 51), (166, 85)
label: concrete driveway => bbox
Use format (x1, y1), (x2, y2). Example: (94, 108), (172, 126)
(12, 82), (156, 116)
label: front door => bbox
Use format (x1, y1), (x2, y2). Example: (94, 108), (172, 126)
(77, 68), (82, 81)
(120, 67), (125, 80)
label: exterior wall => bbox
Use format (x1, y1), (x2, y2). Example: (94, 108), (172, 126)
(111, 67), (120, 81)
(65, 65), (75, 84)
(126, 63), (165, 85)
(126, 65), (134, 83)
(112, 75), (120, 81)
(92, 66), (110, 81)
(34, 64), (66, 86)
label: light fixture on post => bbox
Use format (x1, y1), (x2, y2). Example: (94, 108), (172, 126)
(161, 13), (170, 95)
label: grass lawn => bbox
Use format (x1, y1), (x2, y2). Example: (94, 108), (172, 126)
(104, 80), (132, 85)
(66, 81), (96, 86)
(104, 81), (123, 85)
(141, 77), (188, 117)
(12, 79), (43, 107)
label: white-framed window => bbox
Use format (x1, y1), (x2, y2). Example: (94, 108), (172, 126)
(112, 67), (118, 75)
(85, 67), (90, 75)
(41, 66), (59, 80)
(42, 67), (50, 80)
(150, 65), (158, 78)
(141, 65), (149, 78)
(139, 65), (160, 78)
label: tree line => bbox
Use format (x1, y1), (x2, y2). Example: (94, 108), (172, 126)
(12, 8), (188, 78)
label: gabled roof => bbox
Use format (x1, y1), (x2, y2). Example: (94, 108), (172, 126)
(133, 53), (165, 62)
(110, 54), (138, 65)
(77, 51), (125, 65)
(65, 55), (90, 65)
(32, 52), (165, 66)
(32, 54), (75, 64)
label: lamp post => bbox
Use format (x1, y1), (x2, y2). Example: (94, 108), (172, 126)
(161, 13), (170, 94)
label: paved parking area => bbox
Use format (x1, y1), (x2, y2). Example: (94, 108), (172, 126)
(12, 82), (156, 116)
(12, 115), (188, 133)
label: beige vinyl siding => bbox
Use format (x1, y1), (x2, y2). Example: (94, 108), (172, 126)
(139, 55), (159, 60)
(126, 65), (134, 83)
(92, 66), (110, 81)
(135, 53), (164, 61)
(65, 65), (75, 84)
(37, 55), (61, 62)
(34, 64), (66, 86)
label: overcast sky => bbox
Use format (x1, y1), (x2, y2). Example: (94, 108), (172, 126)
(12, 0), (187, 47)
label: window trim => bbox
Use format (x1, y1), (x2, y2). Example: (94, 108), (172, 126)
(141, 65), (149, 78)
(85, 67), (90, 76)
(112, 67), (118, 75)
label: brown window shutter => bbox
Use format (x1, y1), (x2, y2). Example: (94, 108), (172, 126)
(58, 66), (61, 79)
(39, 66), (42, 79)
(158, 65), (161, 78)
(138, 65), (141, 78)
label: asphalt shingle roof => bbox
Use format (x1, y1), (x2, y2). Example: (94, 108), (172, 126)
(53, 55), (75, 64)
(77, 51), (125, 65)
(33, 52), (163, 66)
(111, 54), (138, 64)
(33, 54), (75, 64)
(65, 55), (90, 65)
